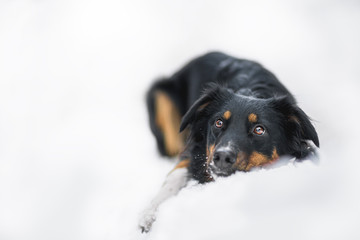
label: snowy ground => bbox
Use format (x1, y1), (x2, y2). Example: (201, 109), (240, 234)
(1, 1), (360, 240)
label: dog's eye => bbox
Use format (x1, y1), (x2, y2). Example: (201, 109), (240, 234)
(215, 119), (224, 128)
(253, 125), (265, 135)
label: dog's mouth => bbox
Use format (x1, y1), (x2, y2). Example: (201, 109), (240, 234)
(208, 162), (235, 177)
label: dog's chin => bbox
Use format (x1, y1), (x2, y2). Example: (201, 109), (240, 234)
(209, 165), (235, 177)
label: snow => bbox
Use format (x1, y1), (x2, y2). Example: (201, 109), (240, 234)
(0, 0), (360, 240)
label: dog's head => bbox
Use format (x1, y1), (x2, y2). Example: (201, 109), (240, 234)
(180, 84), (319, 177)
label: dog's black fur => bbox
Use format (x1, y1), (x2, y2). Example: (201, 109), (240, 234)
(147, 52), (319, 183)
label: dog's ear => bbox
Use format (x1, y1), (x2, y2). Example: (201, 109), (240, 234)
(180, 85), (228, 132)
(271, 96), (319, 158)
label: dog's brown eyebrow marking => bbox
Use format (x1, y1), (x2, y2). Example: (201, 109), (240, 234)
(223, 110), (232, 120)
(248, 113), (257, 123)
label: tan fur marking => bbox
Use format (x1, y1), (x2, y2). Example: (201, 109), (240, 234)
(169, 159), (190, 174)
(207, 144), (215, 165)
(248, 113), (258, 123)
(271, 148), (279, 161)
(246, 151), (269, 171)
(198, 102), (210, 111)
(235, 152), (247, 170)
(174, 159), (190, 170)
(155, 91), (184, 156)
(245, 147), (279, 171)
(289, 115), (300, 124)
(223, 110), (232, 120)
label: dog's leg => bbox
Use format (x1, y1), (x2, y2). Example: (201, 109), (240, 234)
(146, 79), (187, 157)
(139, 159), (190, 233)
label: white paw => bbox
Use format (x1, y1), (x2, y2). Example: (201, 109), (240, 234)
(138, 207), (157, 233)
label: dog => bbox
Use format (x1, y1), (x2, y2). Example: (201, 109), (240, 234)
(139, 52), (319, 232)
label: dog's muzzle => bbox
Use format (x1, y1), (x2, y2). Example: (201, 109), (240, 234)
(210, 149), (237, 176)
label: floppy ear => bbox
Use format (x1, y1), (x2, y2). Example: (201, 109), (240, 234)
(180, 85), (228, 132)
(289, 107), (319, 148)
(271, 96), (319, 158)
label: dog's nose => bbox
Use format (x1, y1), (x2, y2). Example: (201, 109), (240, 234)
(213, 150), (236, 169)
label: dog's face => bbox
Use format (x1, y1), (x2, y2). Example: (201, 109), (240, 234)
(180, 85), (319, 177)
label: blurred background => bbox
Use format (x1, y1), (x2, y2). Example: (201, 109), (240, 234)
(0, 0), (359, 239)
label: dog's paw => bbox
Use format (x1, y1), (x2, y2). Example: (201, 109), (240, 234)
(138, 208), (157, 233)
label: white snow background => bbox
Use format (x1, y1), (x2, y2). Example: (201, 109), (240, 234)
(1, 0), (360, 239)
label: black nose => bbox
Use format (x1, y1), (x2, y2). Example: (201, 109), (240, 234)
(213, 150), (236, 169)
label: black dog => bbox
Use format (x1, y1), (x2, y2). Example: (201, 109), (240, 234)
(139, 52), (319, 232)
